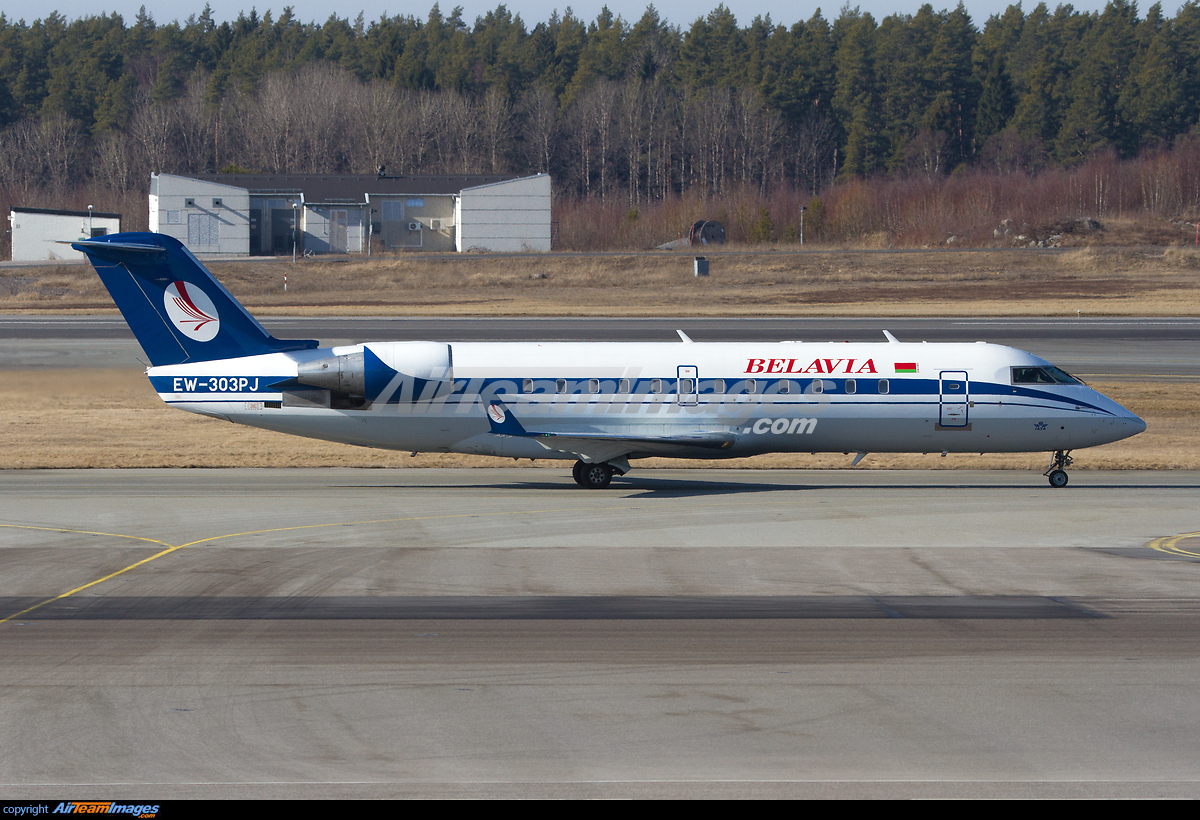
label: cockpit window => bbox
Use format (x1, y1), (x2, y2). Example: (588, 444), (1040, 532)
(1012, 366), (1084, 386)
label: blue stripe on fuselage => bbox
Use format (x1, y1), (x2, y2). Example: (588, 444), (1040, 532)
(150, 372), (1113, 416)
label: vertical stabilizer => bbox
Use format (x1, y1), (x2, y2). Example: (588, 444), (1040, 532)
(73, 232), (317, 366)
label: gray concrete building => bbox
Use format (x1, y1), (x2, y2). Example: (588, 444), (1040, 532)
(9, 206), (122, 261)
(150, 172), (551, 255)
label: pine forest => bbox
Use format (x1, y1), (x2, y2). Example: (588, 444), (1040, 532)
(2, 1), (1200, 251)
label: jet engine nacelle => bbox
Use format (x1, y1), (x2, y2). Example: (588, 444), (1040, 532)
(296, 342), (453, 402)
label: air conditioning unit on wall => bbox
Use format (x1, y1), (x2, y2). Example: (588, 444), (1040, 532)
(408, 222), (420, 231)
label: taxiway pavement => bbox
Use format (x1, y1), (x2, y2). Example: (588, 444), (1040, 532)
(2, 468), (1199, 797)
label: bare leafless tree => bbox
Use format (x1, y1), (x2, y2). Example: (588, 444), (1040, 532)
(519, 84), (558, 174)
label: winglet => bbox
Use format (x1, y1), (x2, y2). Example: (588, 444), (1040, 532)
(485, 399), (530, 436)
(676, 329), (694, 343)
(882, 330), (900, 343)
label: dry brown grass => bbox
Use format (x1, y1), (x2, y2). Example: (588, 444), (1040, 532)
(4, 245), (1200, 316)
(2, 368), (1193, 470)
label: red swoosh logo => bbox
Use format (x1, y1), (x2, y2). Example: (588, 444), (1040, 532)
(172, 282), (216, 330)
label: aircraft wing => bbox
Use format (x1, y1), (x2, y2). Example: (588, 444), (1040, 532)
(484, 400), (736, 463)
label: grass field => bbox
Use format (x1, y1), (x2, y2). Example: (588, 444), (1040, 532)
(5, 244), (1200, 317)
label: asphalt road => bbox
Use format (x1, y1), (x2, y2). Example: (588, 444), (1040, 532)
(3, 315), (1199, 378)
(2, 468), (1200, 798)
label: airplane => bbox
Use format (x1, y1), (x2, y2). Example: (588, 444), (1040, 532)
(72, 232), (1146, 489)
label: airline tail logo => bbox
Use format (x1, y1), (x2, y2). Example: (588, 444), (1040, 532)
(164, 281), (220, 341)
(487, 403), (506, 424)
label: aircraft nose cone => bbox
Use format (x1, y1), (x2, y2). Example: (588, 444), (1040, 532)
(1125, 413), (1147, 436)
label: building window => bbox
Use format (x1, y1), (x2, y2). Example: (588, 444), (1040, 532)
(184, 198), (195, 208)
(212, 198), (223, 208)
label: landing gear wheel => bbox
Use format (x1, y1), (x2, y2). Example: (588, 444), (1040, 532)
(579, 462), (614, 489)
(572, 461), (587, 486)
(1044, 449), (1073, 488)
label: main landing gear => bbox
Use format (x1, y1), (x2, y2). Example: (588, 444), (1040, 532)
(1044, 449), (1073, 488)
(572, 460), (617, 489)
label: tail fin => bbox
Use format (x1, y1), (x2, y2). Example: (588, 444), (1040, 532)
(73, 232), (317, 366)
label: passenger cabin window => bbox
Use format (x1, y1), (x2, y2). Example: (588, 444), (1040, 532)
(745, 379), (757, 394)
(811, 379), (823, 394)
(846, 379), (857, 394)
(679, 378), (695, 394)
(713, 378), (725, 393)
(879, 379), (890, 394)
(778, 381), (790, 394)
(523, 379), (533, 393)
(651, 379), (662, 394)
(618, 378), (630, 393)
(556, 379), (567, 394)
(588, 379), (599, 394)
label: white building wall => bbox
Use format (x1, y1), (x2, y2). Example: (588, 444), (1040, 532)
(456, 174), (551, 252)
(9, 210), (122, 261)
(149, 173), (251, 255)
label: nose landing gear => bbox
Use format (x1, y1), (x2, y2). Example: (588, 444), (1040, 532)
(1044, 449), (1073, 487)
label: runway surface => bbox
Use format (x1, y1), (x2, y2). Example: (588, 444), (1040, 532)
(3, 468), (1200, 798)
(3, 315), (1200, 378)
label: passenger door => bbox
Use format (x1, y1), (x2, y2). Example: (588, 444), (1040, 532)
(939, 370), (969, 427)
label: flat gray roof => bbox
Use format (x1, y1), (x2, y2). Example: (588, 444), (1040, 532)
(186, 173), (522, 202)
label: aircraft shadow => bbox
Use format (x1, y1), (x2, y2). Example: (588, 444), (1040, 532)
(2, 594), (1106, 621)
(336, 478), (1200, 498)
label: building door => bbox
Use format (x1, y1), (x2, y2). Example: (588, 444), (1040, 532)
(330, 210), (348, 252)
(270, 209), (296, 254)
(249, 209), (262, 255)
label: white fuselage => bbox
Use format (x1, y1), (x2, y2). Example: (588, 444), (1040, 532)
(145, 339), (1146, 463)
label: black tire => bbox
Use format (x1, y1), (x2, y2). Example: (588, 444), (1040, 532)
(572, 461), (587, 487)
(580, 462), (614, 489)
(1048, 469), (1069, 488)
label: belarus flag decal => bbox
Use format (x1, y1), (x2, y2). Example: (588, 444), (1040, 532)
(894, 362), (918, 374)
